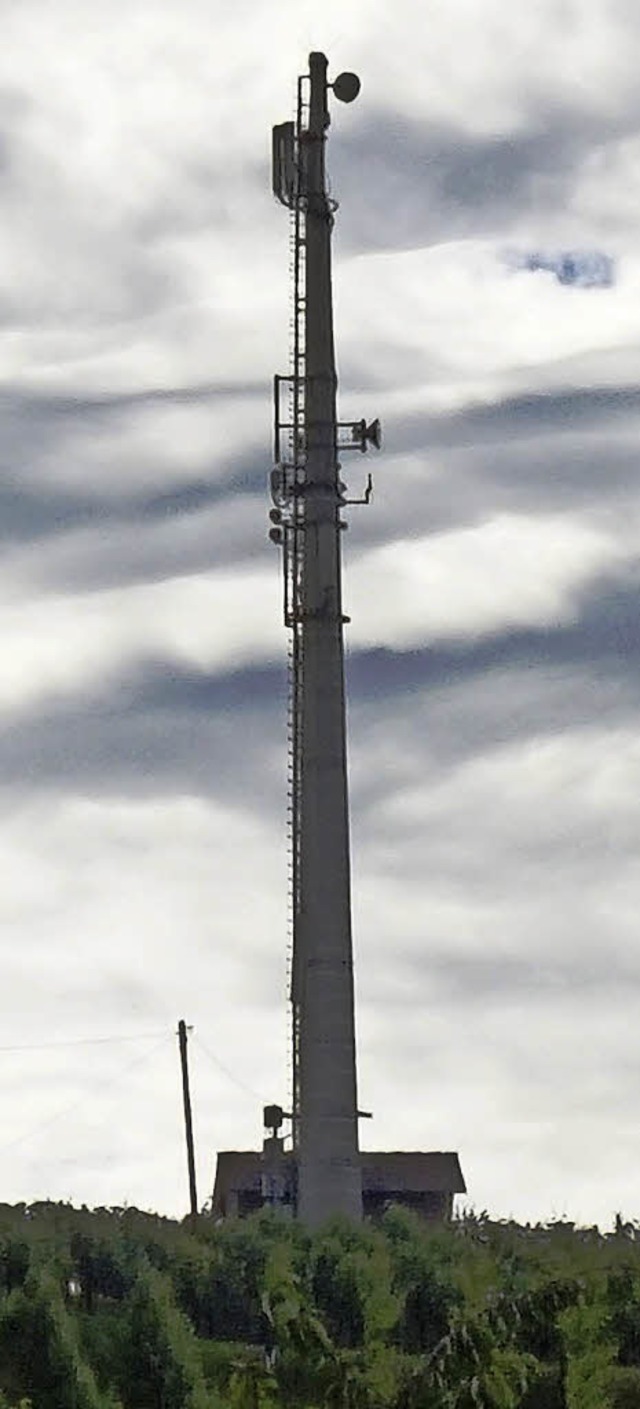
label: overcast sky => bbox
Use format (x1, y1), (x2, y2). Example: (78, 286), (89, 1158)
(1, 0), (640, 1229)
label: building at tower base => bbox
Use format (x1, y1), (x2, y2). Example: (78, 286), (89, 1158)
(212, 1147), (466, 1223)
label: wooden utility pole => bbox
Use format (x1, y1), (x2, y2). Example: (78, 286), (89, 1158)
(177, 1019), (198, 1227)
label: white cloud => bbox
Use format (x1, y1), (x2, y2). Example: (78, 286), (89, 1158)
(0, 0), (639, 1228)
(348, 512), (620, 646)
(337, 242), (640, 399)
(0, 507), (621, 717)
(0, 565), (280, 711)
(353, 719), (640, 1225)
(19, 394), (267, 495)
(0, 790), (287, 1209)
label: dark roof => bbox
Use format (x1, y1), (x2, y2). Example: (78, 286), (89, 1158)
(361, 1152), (466, 1194)
(214, 1150), (265, 1196)
(212, 1148), (465, 1212)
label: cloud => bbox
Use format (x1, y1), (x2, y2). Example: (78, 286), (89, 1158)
(0, 566), (283, 713)
(0, 503), (625, 718)
(0, 787), (288, 1210)
(1, 0), (640, 1228)
(348, 512), (624, 647)
(333, 116), (612, 255)
(352, 711), (640, 1224)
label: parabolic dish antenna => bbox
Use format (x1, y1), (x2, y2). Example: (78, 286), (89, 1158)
(332, 71), (361, 103)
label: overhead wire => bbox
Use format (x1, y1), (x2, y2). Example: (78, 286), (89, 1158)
(191, 1032), (267, 1105)
(0, 1026), (271, 1177)
(0, 1031), (168, 1054)
(0, 1032), (172, 1156)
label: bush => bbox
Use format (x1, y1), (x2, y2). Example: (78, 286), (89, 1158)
(608, 1365), (640, 1409)
(518, 1363), (565, 1409)
(0, 1269), (108, 1409)
(116, 1263), (209, 1409)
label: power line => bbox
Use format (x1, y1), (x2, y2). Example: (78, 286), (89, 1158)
(0, 1033), (172, 1156)
(192, 1033), (266, 1104)
(0, 1031), (167, 1055)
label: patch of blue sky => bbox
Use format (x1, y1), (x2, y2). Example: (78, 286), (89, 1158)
(502, 249), (615, 288)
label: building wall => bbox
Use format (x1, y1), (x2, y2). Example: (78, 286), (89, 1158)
(362, 1189), (451, 1221)
(224, 1186), (453, 1222)
(212, 1150), (464, 1222)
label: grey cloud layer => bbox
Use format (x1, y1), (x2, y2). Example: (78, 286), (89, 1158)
(1, 560), (637, 806)
(2, 0), (640, 1222)
(332, 99), (640, 253)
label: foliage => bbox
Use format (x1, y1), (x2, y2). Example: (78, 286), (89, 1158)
(384, 1209), (461, 1355)
(3, 1202), (640, 1406)
(0, 1264), (111, 1409)
(558, 1286), (617, 1409)
(398, 1313), (537, 1409)
(607, 1366), (640, 1409)
(0, 1243), (29, 1296)
(607, 1267), (640, 1367)
(518, 1362), (564, 1409)
(115, 1262), (210, 1409)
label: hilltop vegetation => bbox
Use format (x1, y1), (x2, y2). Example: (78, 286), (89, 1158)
(1, 1201), (640, 1407)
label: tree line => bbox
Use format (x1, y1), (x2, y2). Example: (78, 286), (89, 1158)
(1, 1200), (640, 1407)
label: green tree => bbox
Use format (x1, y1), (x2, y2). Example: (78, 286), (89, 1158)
(606, 1366), (640, 1408)
(310, 1242), (366, 1348)
(559, 1288), (617, 1409)
(0, 1243), (29, 1296)
(181, 1223), (268, 1343)
(76, 1304), (131, 1400)
(398, 1310), (538, 1409)
(382, 1210), (461, 1355)
(262, 1256), (343, 1407)
(69, 1235), (132, 1314)
(607, 1268), (640, 1367)
(0, 1268), (110, 1409)
(117, 1263), (209, 1409)
(226, 1348), (279, 1409)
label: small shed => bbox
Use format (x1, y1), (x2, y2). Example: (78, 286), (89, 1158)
(212, 1148), (465, 1221)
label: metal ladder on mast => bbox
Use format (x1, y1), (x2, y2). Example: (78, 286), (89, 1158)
(284, 75), (309, 1149)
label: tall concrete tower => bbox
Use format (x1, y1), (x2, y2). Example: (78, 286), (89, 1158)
(270, 53), (380, 1226)
(210, 58), (465, 1229)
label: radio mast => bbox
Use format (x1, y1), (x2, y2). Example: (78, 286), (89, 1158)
(270, 52), (380, 1225)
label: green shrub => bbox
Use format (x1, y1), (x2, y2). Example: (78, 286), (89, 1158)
(0, 1269), (108, 1409)
(559, 1291), (617, 1409)
(116, 1263), (209, 1409)
(607, 1365), (640, 1409)
(518, 1362), (564, 1409)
